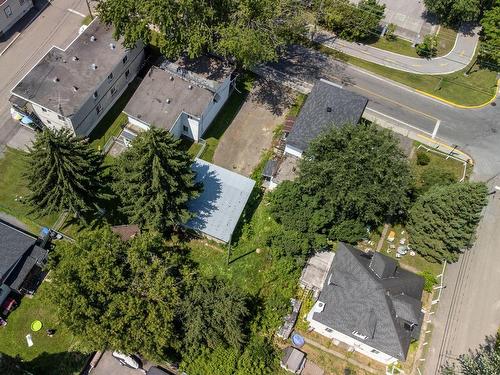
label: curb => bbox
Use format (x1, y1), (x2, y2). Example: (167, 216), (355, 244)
(415, 79), (499, 109)
(0, 32), (21, 57)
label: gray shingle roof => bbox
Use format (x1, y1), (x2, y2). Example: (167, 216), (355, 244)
(286, 79), (368, 153)
(0, 220), (37, 283)
(312, 243), (424, 361)
(186, 159), (255, 243)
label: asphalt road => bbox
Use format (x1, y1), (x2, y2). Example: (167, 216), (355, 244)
(312, 24), (479, 75)
(0, 0), (88, 148)
(266, 45), (500, 374)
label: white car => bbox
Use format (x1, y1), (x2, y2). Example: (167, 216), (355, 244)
(111, 351), (141, 369)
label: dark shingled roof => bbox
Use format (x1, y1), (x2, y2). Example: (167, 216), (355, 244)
(312, 243), (424, 361)
(286, 79), (368, 153)
(6, 246), (48, 291)
(0, 220), (37, 283)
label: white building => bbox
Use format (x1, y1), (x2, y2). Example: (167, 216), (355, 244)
(10, 18), (144, 136)
(306, 243), (425, 365)
(0, 0), (33, 37)
(121, 55), (235, 143)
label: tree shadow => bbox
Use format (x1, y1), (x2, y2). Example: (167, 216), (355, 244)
(0, 0), (49, 43)
(0, 351), (89, 375)
(250, 77), (295, 117)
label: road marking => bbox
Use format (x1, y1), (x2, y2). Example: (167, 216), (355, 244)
(364, 107), (433, 136)
(67, 8), (86, 18)
(384, 58), (396, 63)
(460, 50), (465, 57)
(432, 120), (441, 139)
(439, 63), (448, 67)
(412, 64), (422, 67)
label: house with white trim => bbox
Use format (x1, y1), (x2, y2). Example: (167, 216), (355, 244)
(120, 55), (235, 144)
(307, 243), (424, 365)
(9, 18), (144, 136)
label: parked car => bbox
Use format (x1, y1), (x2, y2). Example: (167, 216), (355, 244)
(111, 351), (141, 369)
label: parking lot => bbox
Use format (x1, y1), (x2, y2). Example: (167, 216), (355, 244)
(90, 351), (152, 375)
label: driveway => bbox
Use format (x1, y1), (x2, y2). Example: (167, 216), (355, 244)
(312, 25), (478, 75)
(90, 351), (152, 375)
(212, 78), (293, 176)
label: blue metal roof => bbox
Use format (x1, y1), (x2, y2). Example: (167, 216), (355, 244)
(186, 159), (255, 243)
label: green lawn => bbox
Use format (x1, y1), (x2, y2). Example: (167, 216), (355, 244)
(0, 148), (59, 233)
(0, 283), (88, 375)
(413, 146), (467, 188)
(369, 37), (419, 58)
(436, 27), (458, 57)
(88, 80), (141, 151)
(312, 42), (497, 106)
(199, 73), (255, 162)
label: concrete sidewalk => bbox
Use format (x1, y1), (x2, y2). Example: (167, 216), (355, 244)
(312, 25), (479, 75)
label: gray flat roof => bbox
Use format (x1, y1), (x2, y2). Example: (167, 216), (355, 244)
(287, 79), (368, 153)
(186, 159), (255, 243)
(123, 65), (213, 129)
(11, 18), (128, 116)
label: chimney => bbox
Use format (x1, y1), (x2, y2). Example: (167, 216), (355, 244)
(90, 35), (96, 42)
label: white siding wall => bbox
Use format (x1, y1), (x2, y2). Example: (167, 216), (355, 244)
(127, 115), (151, 131)
(307, 302), (398, 365)
(199, 75), (232, 137)
(32, 103), (75, 134)
(0, 0), (33, 35)
(284, 144), (303, 158)
(70, 43), (145, 136)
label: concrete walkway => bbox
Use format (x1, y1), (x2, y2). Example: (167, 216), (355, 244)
(312, 24), (480, 75)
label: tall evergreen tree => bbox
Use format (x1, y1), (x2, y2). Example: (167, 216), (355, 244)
(407, 182), (488, 262)
(24, 128), (107, 221)
(114, 128), (201, 235)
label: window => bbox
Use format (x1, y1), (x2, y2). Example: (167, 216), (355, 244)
(213, 93), (220, 103)
(107, 73), (113, 81)
(125, 69), (130, 79)
(96, 104), (102, 115)
(371, 349), (380, 354)
(352, 331), (368, 340)
(41, 107), (47, 112)
(122, 55), (128, 64)
(46, 120), (51, 124)
(110, 87), (117, 96)
(182, 125), (189, 133)
(4, 6), (12, 17)
(57, 115), (64, 121)
(93, 91), (98, 99)
(325, 328), (333, 333)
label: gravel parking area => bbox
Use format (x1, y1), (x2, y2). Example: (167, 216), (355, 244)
(213, 78), (293, 176)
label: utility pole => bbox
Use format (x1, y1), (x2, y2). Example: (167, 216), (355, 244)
(86, 0), (94, 20)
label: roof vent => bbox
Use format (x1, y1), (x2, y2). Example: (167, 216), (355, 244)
(53, 77), (59, 83)
(90, 35), (96, 42)
(109, 43), (116, 50)
(72, 56), (79, 62)
(169, 76), (174, 81)
(91, 64), (98, 70)
(166, 98), (171, 104)
(72, 86), (78, 92)
(188, 85), (193, 90)
(326, 107), (332, 112)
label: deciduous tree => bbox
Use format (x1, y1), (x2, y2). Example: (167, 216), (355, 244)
(113, 128), (201, 236)
(424, 0), (481, 25)
(407, 182), (487, 262)
(270, 123), (413, 245)
(49, 228), (188, 360)
(480, 2), (500, 67)
(25, 128), (108, 222)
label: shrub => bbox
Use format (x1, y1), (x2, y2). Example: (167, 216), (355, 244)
(416, 35), (438, 57)
(385, 23), (397, 41)
(416, 150), (431, 166)
(421, 271), (438, 292)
